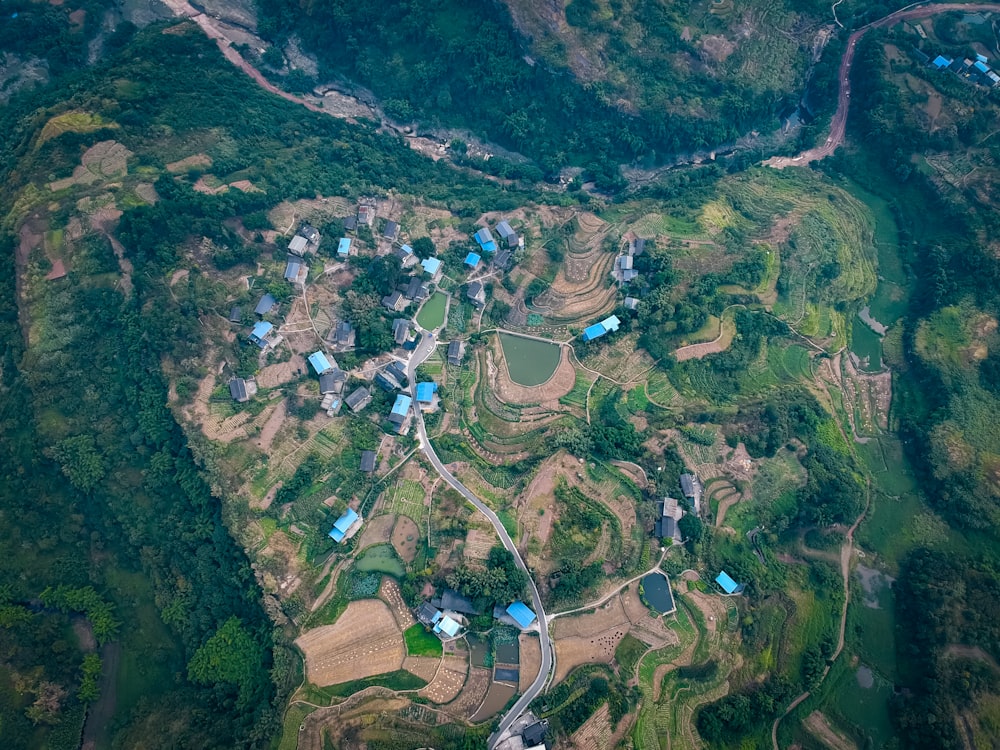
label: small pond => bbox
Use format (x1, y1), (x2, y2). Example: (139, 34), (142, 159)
(468, 635), (490, 668)
(641, 573), (675, 614)
(355, 544), (405, 577)
(470, 681), (517, 722)
(416, 292), (447, 330)
(495, 640), (519, 665)
(498, 333), (561, 386)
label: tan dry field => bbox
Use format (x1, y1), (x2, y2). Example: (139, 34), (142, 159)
(488, 339), (576, 405)
(296, 599), (404, 686)
(256, 399), (287, 452)
(267, 196), (353, 235)
(674, 311), (737, 361)
(165, 153), (212, 173)
(519, 635), (542, 693)
(552, 598), (632, 684)
(392, 515), (420, 563)
(563, 702), (614, 750)
(257, 354), (306, 388)
(446, 667), (492, 719)
(357, 513), (395, 550)
(403, 656), (440, 682)
(49, 140), (132, 191)
(463, 527), (498, 561)
(418, 655), (468, 704)
(379, 578), (416, 631)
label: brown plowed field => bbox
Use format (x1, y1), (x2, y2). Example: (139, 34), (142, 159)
(519, 635), (541, 693)
(357, 513), (395, 549)
(295, 599), (404, 686)
(446, 667), (492, 718)
(403, 656), (441, 682)
(553, 626), (629, 685)
(419, 655), (468, 704)
(379, 578), (416, 631)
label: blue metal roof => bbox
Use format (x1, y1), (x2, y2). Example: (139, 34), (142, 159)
(715, 571), (739, 594)
(421, 257), (442, 275)
(465, 252), (481, 267)
(416, 382), (438, 402)
(433, 614), (461, 637)
(482, 241), (497, 253)
(474, 227), (494, 245)
(977, 53), (988, 63)
(328, 508), (359, 542)
(600, 315), (621, 332)
(506, 601), (536, 629)
(338, 237), (351, 256)
(932, 55), (952, 68)
(399, 244), (413, 256)
(582, 323), (607, 341)
(975, 60), (990, 73)
(308, 351), (333, 374)
(250, 321), (273, 339)
(391, 394), (412, 416)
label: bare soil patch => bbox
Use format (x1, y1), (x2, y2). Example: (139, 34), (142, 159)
(447, 667), (491, 719)
(418, 655), (468, 704)
(257, 400), (287, 452)
(462, 527), (496, 562)
(357, 513), (395, 550)
(392, 515), (420, 563)
(379, 577), (416, 631)
(675, 311), (736, 361)
(45, 258), (67, 280)
(166, 153), (212, 173)
(519, 634), (541, 693)
(403, 656), (440, 682)
(804, 711), (858, 750)
(553, 626), (628, 685)
(295, 599), (404, 686)
(49, 140), (132, 191)
(257, 354), (306, 389)
(566, 702), (614, 750)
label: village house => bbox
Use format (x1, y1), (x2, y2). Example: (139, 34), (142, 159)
(495, 220), (519, 249)
(358, 202), (376, 226)
(624, 296), (640, 311)
(328, 507), (362, 543)
(416, 381), (438, 410)
(657, 496), (683, 543)
(680, 473), (703, 514)
(383, 220), (399, 242)
(421, 257), (443, 282)
(337, 237), (352, 258)
(345, 386), (372, 413)
(467, 280), (486, 308)
(581, 315), (620, 342)
(287, 234), (309, 255)
(343, 215), (358, 231)
(505, 601), (537, 630)
(473, 227), (497, 253)
(248, 321), (275, 350)
(228, 305), (242, 323)
(228, 376), (257, 403)
(447, 340), (466, 366)
(430, 589), (479, 616)
(464, 252), (481, 270)
(382, 291), (408, 312)
(284, 256), (308, 285)
(299, 223), (320, 246)
(715, 570), (743, 595)
(319, 368), (347, 395)
(360, 450), (377, 473)
(392, 318), (411, 346)
(332, 321), (356, 350)
(308, 351), (335, 374)
(388, 394), (412, 432)
(254, 293), (276, 316)
(493, 247), (513, 271)
(404, 277), (429, 302)
(395, 244), (419, 269)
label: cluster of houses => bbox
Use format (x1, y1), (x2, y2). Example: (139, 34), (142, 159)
(929, 52), (1000, 87)
(612, 234), (647, 285)
(413, 589), (538, 643)
(656, 472), (702, 544)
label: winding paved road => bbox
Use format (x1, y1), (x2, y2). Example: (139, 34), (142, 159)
(404, 331), (552, 748)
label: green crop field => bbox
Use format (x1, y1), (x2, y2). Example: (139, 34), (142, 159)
(404, 624), (443, 657)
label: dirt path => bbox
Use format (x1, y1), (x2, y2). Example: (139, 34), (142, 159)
(804, 710), (858, 750)
(674, 306), (742, 362)
(944, 644), (1000, 673)
(80, 642), (121, 750)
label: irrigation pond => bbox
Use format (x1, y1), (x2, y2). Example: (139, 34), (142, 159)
(416, 292), (448, 331)
(641, 573), (675, 614)
(498, 333), (561, 386)
(355, 544), (405, 577)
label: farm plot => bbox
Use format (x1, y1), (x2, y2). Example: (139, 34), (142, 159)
(446, 667), (492, 719)
(402, 656), (441, 682)
(383, 479), (426, 522)
(519, 635), (541, 693)
(418, 655), (469, 704)
(356, 513), (396, 550)
(296, 599), (404, 686)
(552, 599), (632, 684)
(379, 578), (416, 631)
(391, 515), (421, 563)
(463, 527), (498, 561)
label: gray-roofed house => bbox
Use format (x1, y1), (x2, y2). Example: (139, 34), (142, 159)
(333, 321), (356, 349)
(496, 220), (519, 248)
(493, 248), (513, 270)
(623, 269), (638, 282)
(343, 215), (358, 231)
(417, 602), (442, 625)
(345, 386), (372, 413)
(254, 293), (276, 315)
(447, 340), (466, 366)
(228, 305), (242, 323)
(360, 450), (377, 473)
(634, 238), (646, 255)
(394, 245), (419, 269)
(288, 234), (308, 255)
(624, 296), (639, 311)
(382, 291), (408, 312)
(522, 721), (548, 747)
(404, 276), (429, 301)
(284, 256), (307, 284)
(229, 377), (258, 403)
(383, 220), (399, 241)
(467, 281), (486, 308)
(300, 224), (320, 244)
(387, 361), (408, 385)
(319, 368), (347, 395)
(358, 204), (375, 226)
(618, 255), (634, 271)
(430, 589), (479, 615)
(393, 318), (411, 346)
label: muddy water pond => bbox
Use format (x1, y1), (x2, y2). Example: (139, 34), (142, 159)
(470, 680), (517, 722)
(498, 333), (561, 386)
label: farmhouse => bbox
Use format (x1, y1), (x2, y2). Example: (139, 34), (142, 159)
(447, 340), (466, 366)
(495, 220), (519, 248)
(319, 368), (347, 395)
(679, 473), (703, 512)
(474, 227), (497, 253)
(284, 256), (308, 285)
(506, 601), (537, 630)
(657, 496), (683, 543)
(417, 602), (441, 626)
(395, 244), (419, 269)
(288, 234), (308, 255)
(358, 203), (375, 226)
(299, 224), (320, 245)
(360, 450), (377, 473)
(624, 296), (640, 311)
(633, 237), (646, 255)
(387, 361), (409, 385)
(467, 281), (486, 308)
(332, 321), (356, 349)
(493, 248), (513, 270)
(228, 305), (242, 323)
(715, 570), (742, 595)
(337, 237), (352, 258)
(228, 377), (257, 403)
(382, 291), (408, 312)
(345, 386), (372, 412)
(393, 318), (412, 346)
(522, 721), (548, 748)
(249, 321), (274, 349)
(308, 351), (334, 374)
(433, 613), (463, 639)
(383, 220), (399, 241)
(581, 314), (620, 342)
(421, 257), (443, 281)
(404, 277), (429, 301)
(416, 381), (438, 407)
(328, 507), (362, 543)
(254, 293), (276, 315)
(465, 252), (481, 269)
(389, 394), (412, 428)
(431, 589), (479, 615)
(343, 215), (358, 231)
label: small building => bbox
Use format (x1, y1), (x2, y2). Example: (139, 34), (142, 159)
(308, 351), (334, 374)
(375, 373), (399, 392)
(465, 252), (481, 269)
(328, 507), (361, 543)
(680, 473), (700, 499)
(343, 215), (358, 231)
(932, 55), (953, 69)
(618, 255), (634, 271)
(383, 220), (399, 241)
(393, 318), (411, 346)
(522, 721), (548, 747)
(382, 291), (408, 312)
(360, 450), (377, 473)
(387, 361), (409, 385)
(493, 248), (513, 270)
(624, 296), (639, 311)
(319, 368), (347, 394)
(358, 204), (375, 226)
(288, 234), (309, 255)
(416, 381), (438, 404)
(467, 281), (486, 308)
(389, 394), (412, 426)
(715, 571), (741, 595)
(345, 386), (372, 413)
(254, 293), (276, 315)
(395, 244), (419, 269)
(977, 53), (989, 64)
(405, 277), (429, 301)
(623, 270), (637, 283)
(249, 321), (274, 349)
(634, 238), (646, 255)
(496, 220), (519, 248)
(417, 602), (442, 625)
(974, 60), (990, 74)
(431, 589), (479, 615)
(300, 224), (320, 245)
(333, 321), (356, 349)
(337, 237), (352, 258)
(447, 340), (466, 366)
(284, 257), (307, 284)
(474, 227), (497, 253)
(229, 377), (257, 403)
(228, 305), (242, 323)
(581, 315), (620, 342)
(506, 601), (537, 629)
(433, 614), (462, 638)
(421, 257), (443, 280)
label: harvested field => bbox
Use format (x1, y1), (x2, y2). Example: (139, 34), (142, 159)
(463, 528), (497, 561)
(566, 702), (614, 750)
(257, 355), (306, 388)
(553, 596), (631, 640)
(391, 515), (420, 563)
(446, 667), (491, 719)
(553, 627), (628, 685)
(418, 655), (468, 704)
(296, 600), (404, 686)
(358, 513), (395, 550)
(674, 308), (737, 361)
(519, 635), (541, 693)
(488, 338), (576, 405)
(165, 153), (212, 173)
(379, 578), (415, 631)
(48, 140), (132, 191)
(402, 656), (441, 682)
(257, 399), (286, 452)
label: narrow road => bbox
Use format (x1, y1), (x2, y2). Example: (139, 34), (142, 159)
(766, 3), (1000, 168)
(404, 334), (552, 749)
(548, 550), (667, 622)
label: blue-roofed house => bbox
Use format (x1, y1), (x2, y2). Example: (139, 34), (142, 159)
(416, 381), (438, 404)
(506, 601), (537, 629)
(932, 55), (952, 69)
(975, 60), (990, 74)
(421, 257), (443, 281)
(977, 53), (988, 63)
(328, 507), (361, 543)
(338, 237), (352, 258)
(601, 315), (621, 333)
(254, 293), (276, 315)
(308, 351), (333, 374)
(433, 614), (462, 638)
(465, 252), (481, 269)
(395, 244), (418, 268)
(581, 314), (621, 342)
(474, 227), (497, 253)
(389, 394), (411, 427)
(249, 321), (274, 349)
(715, 571), (741, 595)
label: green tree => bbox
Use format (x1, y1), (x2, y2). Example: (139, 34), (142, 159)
(47, 435), (105, 492)
(188, 617), (264, 708)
